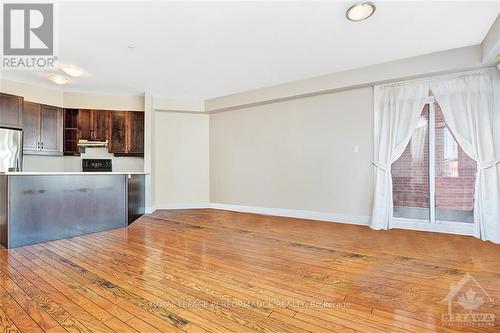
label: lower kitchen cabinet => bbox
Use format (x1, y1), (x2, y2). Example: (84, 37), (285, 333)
(23, 101), (63, 155)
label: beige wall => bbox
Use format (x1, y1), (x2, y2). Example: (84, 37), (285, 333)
(0, 78), (64, 106)
(153, 112), (210, 206)
(210, 87), (374, 217)
(482, 14), (500, 64)
(0, 78), (144, 111)
(205, 45), (482, 112)
(63, 92), (144, 111)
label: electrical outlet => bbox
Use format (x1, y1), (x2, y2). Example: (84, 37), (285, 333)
(353, 145), (359, 153)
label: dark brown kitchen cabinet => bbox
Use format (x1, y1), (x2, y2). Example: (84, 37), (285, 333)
(63, 109), (79, 155)
(23, 102), (40, 151)
(78, 109), (110, 140)
(109, 111), (128, 153)
(63, 108), (143, 156)
(0, 93), (23, 129)
(94, 110), (110, 140)
(128, 111), (144, 154)
(23, 101), (63, 155)
(78, 109), (92, 140)
(110, 111), (144, 156)
(40, 105), (61, 152)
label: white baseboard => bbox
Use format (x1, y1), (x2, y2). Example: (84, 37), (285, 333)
(149, 203), (477, 238)
(211, 203), (371, 225)
(150, 203), (210, 213)
(392, 218), (475, 236)
(150, 202), (370, 226)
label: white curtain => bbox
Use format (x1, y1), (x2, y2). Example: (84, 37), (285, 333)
(370, 83), (429, 230)
(410, 119), (427, 162)
(430, 70), (500, 243)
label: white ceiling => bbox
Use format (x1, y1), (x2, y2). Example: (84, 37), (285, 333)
(1, 1), (499, 99)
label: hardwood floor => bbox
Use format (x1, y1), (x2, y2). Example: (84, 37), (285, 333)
(0, 209), (498, 332)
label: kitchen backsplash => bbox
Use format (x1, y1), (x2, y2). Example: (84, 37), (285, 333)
(23, 147), (144, 172)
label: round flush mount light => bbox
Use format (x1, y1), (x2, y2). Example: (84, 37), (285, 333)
(346, 1), (376, 21)
(48, 73), (69, 85)
(61, 65), (83, 77)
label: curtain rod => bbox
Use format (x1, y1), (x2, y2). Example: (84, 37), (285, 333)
(376, 67), (496, 88)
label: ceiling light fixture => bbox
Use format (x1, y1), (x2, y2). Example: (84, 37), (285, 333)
(61, 65), (83, 77)
(48, 73), (69, 85)
(346, 1), (376, 22)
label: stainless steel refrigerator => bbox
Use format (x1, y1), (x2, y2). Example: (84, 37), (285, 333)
(0, 127), (23, 172)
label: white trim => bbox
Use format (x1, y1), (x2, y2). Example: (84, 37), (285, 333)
(150, 203), (370, 225)
(151, 203), (211, 212)
(392, 218), (474, 236)
(149, 203), (476, 237)
(212, 203), (371, 225)
(373, 86), (380, 192)
(429, 101), (436, 223)
(376, 68), (495, 88)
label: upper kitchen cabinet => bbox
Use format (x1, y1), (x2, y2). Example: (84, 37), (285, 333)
(78, 109), (109, 140)
(77, 109), (92, 140)
(110, 111), (144, 156)
(0, 93), (23, 129)
(128, 111), (144, 154)
(23, 102), (41, 152)
(40, 105), (63, 153)
(23, 101), (63, 155)
(63, 109), (79, 155)
(109, 111), (128, 154)
(63, 109), (144, 156)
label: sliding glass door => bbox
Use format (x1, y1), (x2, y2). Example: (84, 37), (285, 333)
(392, 100), (476, 224)
(392, 105), (430, 220)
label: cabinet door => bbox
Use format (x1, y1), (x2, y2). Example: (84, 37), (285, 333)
(78, 109), (92, 140)
(40, 105), (62, 154)
(93, 110), (109, 140)
(109, 111), (128, 153)
(0, 93), (23, 128)
(22, 102), (41, 153)
(128, 112), (144, 155)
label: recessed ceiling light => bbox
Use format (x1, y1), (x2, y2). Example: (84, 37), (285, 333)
(48, 73), (69, 85)
(346, 2), (376, 22)
(61, 65), (83, 77)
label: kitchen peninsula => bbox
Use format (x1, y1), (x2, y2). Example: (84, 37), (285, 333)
(0, 171), (145, 248)
(0, 91), (147, 248)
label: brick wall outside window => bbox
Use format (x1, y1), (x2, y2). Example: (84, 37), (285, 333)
(392, 104), (476, 212)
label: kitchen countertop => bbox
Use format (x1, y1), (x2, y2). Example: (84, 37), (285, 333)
(3, 172), (149, 175)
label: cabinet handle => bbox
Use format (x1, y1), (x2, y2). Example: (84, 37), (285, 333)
(37, 142), (40, 149)
(41, 142), (44, 150)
